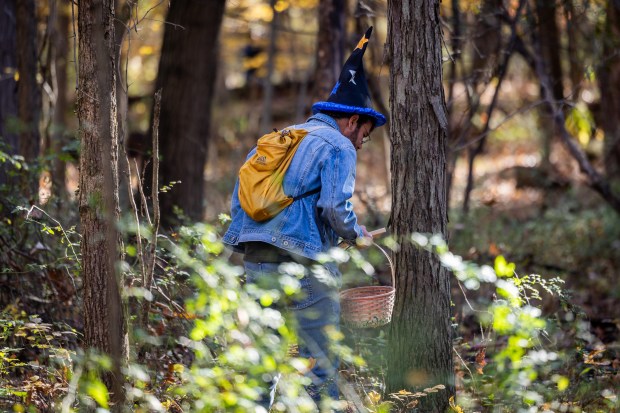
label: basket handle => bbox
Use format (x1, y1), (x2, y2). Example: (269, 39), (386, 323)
(369, 227), (386, 237)
(372, 241), (395, 290)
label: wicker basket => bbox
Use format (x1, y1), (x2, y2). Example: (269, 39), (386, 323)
(340, 243), (395, 328)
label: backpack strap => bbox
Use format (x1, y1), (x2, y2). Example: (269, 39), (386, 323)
(288, 124), (329, 201)
(292, 186), (321, 201)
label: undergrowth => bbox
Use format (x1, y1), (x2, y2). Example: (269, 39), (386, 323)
(1, 151), (619, 412)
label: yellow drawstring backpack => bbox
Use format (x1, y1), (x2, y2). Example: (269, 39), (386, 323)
(238, 125), (326, 221)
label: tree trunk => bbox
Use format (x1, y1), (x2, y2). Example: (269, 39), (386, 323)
(535, 0), (563, 169)
(461, 0), (506, 213)
(51, 3), (69, 194)
(77, 0), (125, 407)
(0, 0), (19, 185)
(153, 0), (226, 226)
(563, 1), (584, 96)
(386, 1), (454, 411)
(313, 0), (345, 102)
(446, 0), (461, 206)
(259, 0), (278, 134)
(16, 0), (40, 164)
(598, 0), (620, 181)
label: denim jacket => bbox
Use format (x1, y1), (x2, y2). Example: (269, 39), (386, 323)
(222, 113), (364, 261)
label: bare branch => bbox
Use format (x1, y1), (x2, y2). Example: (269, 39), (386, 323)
(533, 47), (620, 213)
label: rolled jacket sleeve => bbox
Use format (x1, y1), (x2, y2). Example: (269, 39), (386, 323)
(318, 146), (363, 241)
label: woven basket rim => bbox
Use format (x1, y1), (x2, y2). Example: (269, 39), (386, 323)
(340, 285), (395, 301)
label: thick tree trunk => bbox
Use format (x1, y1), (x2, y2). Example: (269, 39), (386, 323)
(77, 0), (125, 407)
(598, 0), (620, 180)
(313, 0), (345, 102)
(153, 0), (226, 226)
(0, 0), (19, 186)
(386, 2), (454, 411)
(16, 0), (40, 164)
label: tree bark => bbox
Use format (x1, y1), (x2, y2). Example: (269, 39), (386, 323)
(152, 0), (226, 226)
(386, 1), (454, 411)
(259, 0), (278, 134)
(563, 1), (585, 96)
(16, 0), (40, 164)
(313, 0), (345, 102)
(51, 3), (69, 194)
(0, 0), (19, 185)
(77, 0), (125, 407)
(598, 0), (620, 181)
(535, 0), (564, 168)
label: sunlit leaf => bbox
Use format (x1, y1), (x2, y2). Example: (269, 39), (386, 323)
(86, 379), (109, 408)
(494, 255), (515, 278)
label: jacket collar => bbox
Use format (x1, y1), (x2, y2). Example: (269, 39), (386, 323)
(307, 113), (340, 131)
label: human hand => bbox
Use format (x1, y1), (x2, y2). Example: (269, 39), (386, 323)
(356, 225), (373, 248)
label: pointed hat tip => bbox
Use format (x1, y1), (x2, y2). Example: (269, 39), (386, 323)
(355, 27), (373, 51)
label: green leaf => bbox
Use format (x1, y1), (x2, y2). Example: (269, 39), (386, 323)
(86, 379), (109, 408)
(125, 245), (137, 257)
(557, 376), (569, 391)
(494, 255), (515, 278)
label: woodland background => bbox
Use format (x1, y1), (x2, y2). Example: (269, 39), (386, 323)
(0, 0), (619, 412)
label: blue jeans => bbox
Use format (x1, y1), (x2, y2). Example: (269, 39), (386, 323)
(244, 260), (341, 408)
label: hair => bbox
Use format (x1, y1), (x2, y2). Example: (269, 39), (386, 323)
(320, 111), (375, 128)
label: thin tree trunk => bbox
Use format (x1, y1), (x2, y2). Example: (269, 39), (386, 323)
(313, 0), (345, 102)
(386, 2), (454, 411)
(0, 0), (19, 185)
(563, 1), (584, 96)
(51, 3), (69, 194)
(461, 0), (507, 213)
(77, 0), (125, 407)
(115, 0), (131, 210)
(357, 8), (392, 195)
(446, 0), (461, 206)
(152, 0), (226, 226)
(16, 0), (40, 165)
(259, 0), (278, 133)
(598, 0), (620, 180)
(535, 0), (564, 169)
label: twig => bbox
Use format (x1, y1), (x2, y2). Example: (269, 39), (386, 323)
(25, 205), (79, 261)
(135, 158), (152, 226)
(139, 16), (185, 31)
(61, 365), (82, 413)
(127, 0), (166, 32)
(338, 375), (369, 412)
(155, 284), (184, 314)
(451, 100), (547, 152)
(141, 88), (162, 327)
(453, 346), (478, 392)
(124, 153), (147, 287)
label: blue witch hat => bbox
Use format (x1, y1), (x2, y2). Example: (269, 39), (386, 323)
(312, 27), (386, 127)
